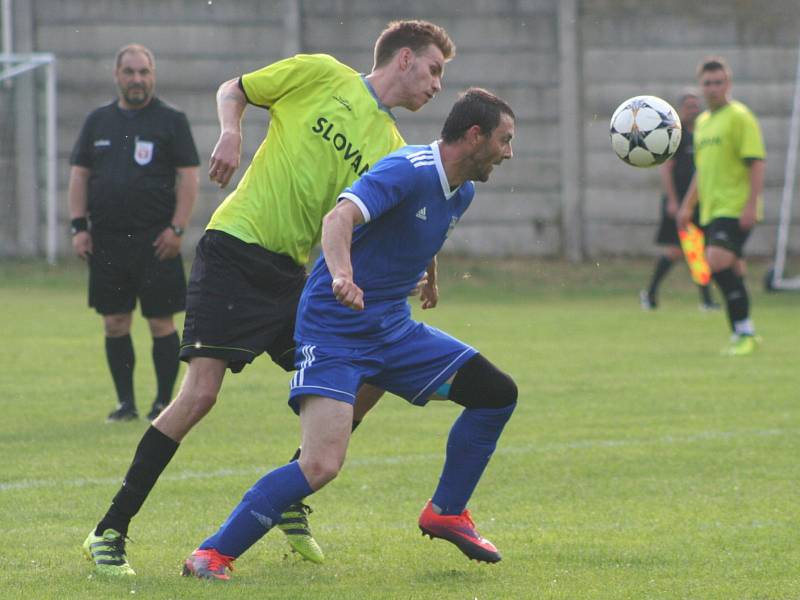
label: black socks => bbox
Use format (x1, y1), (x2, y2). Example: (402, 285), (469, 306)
(95, 426), (179, 537)
(648, 256), (675, 297)
(106, 335), (135, 408)
(152, 332), (180, 406)
(712, 268), (750, 331)
(699, 284), (714, 305)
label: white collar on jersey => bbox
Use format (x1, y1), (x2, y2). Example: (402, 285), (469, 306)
(430, 140), (462, 200)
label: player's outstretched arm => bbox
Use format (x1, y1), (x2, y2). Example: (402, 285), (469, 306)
(209, 78), (246, 188)
(322, 200), (366, 311)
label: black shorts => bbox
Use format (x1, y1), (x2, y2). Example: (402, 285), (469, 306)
(705, 217), (751, 257)
(88, 227), (186, 318)
(655, 198), (700, 246)
(179, 230), (306, 373)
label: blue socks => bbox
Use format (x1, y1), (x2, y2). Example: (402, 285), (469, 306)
(198, 403), (516, 556)
(199, 461), (313, 557)
(432, 402), (516, 515)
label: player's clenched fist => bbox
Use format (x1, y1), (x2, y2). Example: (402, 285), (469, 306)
(331, 277), (364, 311)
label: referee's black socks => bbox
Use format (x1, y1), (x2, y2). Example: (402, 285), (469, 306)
(152, 332), (180, 406)
(105, 334), (135, 408)
(648, 255), (675, 297)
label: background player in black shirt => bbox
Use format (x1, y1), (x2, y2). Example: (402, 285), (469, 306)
(640, 92), (717, 310)
(68, 44), (200, 422)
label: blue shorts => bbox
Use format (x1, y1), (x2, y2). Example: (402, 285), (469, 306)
(288, 321), (477, 414)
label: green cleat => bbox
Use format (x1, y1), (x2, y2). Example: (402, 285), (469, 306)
(277, 502), (324, 563)
(82, 528), (135, 576)
(722, 334), (760, 357)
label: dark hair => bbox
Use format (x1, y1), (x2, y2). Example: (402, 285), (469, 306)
(696, 56), (731, 79)
(373, 20), (455, 68)
(115, 43), (155, 70)
(441, 87), (515, 143)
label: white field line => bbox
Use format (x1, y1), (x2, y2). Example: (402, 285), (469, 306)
(0, 427), (792, 493)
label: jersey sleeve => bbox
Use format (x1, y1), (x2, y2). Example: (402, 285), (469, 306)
(737, 109), (766, 161)
(170, 112), (200, 167)
(241, 54), (333, 109)
(69, 112), (96, 167)
(338, 154), (417, 223)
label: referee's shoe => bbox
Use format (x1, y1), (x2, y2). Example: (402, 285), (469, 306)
(106, 402), (138, 422)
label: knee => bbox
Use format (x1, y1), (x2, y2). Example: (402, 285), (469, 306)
(147, 316), (175, 338)
(493, 372), (518, 408)
(168, 383), (218, 426)
(298, 454), (344, 490)
(450, 354), (518, 410)
(186, 388), (218, 418)
(707, 246), (735, 272)
(104, 314), (131, 337)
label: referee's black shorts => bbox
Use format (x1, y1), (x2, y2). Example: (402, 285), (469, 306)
(655, 198), (700, 246)
(179, 229), (306, 374)
(88, 226), (186, 318)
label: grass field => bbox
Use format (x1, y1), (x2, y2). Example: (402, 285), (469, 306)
(1, 257), (798, 599)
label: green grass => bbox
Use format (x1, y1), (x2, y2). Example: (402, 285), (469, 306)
(1, 257), (798, 599)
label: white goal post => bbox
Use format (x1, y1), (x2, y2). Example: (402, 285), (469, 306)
(0, 52), (58, 264)
(769, 35), (800, 290)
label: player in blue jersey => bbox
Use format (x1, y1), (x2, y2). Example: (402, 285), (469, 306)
(182, 88), (516, 580)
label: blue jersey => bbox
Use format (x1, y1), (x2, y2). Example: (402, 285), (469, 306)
(296, 141), (475, 347)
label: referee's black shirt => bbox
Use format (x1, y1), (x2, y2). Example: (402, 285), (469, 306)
(70, 97), (199, 232)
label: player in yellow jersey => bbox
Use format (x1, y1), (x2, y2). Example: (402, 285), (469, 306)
(678, 57), (766, 356)
(82, 20), (455, 577)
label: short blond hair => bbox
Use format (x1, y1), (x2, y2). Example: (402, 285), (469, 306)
(373, 20), (455, 68)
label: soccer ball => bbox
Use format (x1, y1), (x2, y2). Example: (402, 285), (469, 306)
(609, 95), (682, 167)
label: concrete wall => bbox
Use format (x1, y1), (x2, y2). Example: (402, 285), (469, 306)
(582, 0), (800, 257)
(2, 0), (799, 260)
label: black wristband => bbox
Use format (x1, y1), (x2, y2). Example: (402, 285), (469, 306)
(70, 217), (88, 235)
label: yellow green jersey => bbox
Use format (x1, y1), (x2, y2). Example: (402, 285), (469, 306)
(693, 99), (766, 225)
(207, 54), (406, 265)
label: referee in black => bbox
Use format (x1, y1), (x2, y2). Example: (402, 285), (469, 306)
(67, 44), (199, 422)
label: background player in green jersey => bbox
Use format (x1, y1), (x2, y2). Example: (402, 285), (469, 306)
(678, 57), (766, 356)
(82, 20), (455, 577)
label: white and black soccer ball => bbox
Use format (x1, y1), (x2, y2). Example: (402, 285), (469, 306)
(609, 95), (682, 168)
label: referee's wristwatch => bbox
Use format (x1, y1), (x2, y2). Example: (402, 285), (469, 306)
(70, 217), (88, 236)
(169, 224), (184, 237)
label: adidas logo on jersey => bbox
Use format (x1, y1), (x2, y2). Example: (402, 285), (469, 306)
(416, 207), (428, 221)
